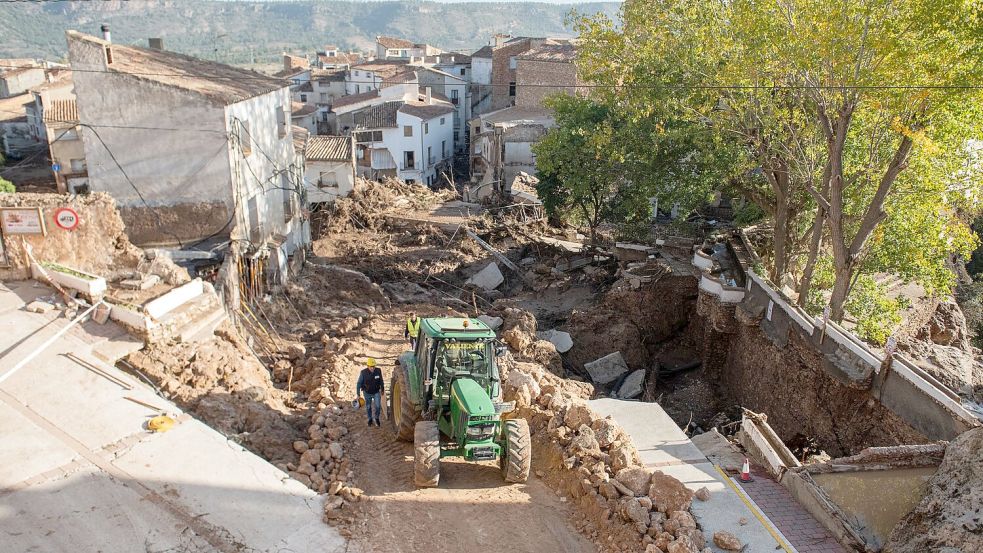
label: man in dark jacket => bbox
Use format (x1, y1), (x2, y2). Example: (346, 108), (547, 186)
(356, 357), (384, 427)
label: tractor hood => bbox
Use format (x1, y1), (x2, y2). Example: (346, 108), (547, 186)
(450, 378), (495, 417)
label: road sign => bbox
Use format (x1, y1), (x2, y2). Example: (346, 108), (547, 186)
(0, 207), (46, 235)
(53, 207), (80, 231)
(52, 163), (61, 173)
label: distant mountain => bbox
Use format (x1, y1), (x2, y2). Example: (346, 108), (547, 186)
(0, 0), (621, 64)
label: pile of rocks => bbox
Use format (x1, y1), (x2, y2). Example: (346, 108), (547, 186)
(283, 404), (362, 521)
(503, 361), (721, 553)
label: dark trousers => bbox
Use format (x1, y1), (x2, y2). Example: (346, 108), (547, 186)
(363, 390), (381, 421)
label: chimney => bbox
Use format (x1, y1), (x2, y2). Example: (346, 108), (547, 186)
(148, 37), (164, 50)
(101, 24), (111, 43)
(425, 87), (432, 105)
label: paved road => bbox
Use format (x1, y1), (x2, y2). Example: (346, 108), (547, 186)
(0, 280), (346, 553)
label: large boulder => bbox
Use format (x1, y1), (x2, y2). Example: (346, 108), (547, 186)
(885, 427), (983, 553)
(615, 466), (654, 496)
(617, 369), (646, 399)
(649, 471), (694, 513)
(536, 329), (574, 353)
(467, 262), (505, 291)
(584, 351), (630, 385)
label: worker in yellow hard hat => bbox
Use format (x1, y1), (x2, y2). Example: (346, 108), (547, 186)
(356, 357), (384, 427)
(405, 312), (421, 350)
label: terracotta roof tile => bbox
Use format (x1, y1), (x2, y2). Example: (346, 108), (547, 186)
(399, 101), (455, 120)
(43, 99), (78, 125)
(353, 100), (403, 129)
(307, 135), (353, 162)
(376, 36), (415, 49)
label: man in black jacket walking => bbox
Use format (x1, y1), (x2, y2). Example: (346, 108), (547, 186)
(356, 357), (384, 427)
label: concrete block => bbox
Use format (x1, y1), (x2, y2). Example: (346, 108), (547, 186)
(25, 301), (55, 314)
(617, 369), (645, 398)
(467, 262), (504, 291)
(537, 329), (573, 353)
(120, 274), (161, 291)
(478, 315), (504, 330)
(584, 351), (630, 385)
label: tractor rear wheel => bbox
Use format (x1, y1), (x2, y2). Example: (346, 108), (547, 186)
(390, 370), (418, 442)
(414, 421), (440, 487)
(500, 419), (531, 483)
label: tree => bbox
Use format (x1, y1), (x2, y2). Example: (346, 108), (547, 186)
(533, 95), (624, 243)
(729, 0), (983, 320)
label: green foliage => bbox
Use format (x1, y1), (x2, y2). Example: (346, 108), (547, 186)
(845, 276), (910, 346)
(0, 177), (14, 194)
(732, 202), (766, 227)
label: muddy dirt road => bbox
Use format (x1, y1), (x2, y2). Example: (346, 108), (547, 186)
(340, 311), (595, 553)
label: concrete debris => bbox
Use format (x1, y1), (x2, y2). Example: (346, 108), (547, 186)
(467, 262), (505, 291)
(712, 531), (743, 551)
(616, 369), (646, 399)
(25, 300), (55, 313)
(477, 315), (504, 330)
(584, 351), (631, 385)
(536, 329), (573, 353)
(694, 487), (710, 502)
(120, 274), (161, 290)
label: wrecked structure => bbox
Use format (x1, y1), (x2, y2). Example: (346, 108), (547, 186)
(469, 106), (554, 198)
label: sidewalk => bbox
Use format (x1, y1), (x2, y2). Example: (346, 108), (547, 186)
(0, 280), (346, 553)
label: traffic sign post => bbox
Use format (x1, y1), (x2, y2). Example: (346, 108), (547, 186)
(53, 207), (80, 231)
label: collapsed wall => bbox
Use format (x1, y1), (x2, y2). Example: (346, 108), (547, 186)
(0, 192), (142, 280)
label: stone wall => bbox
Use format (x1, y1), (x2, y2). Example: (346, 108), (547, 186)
(491, 39), (534, 111)
(515, 58), (578, 109)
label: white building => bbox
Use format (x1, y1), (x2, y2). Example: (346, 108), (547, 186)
(291, 101), (317, 135)
(67, 29), (309, 283)
(346, 60), (413, 95)
(416, 67), (469, 152)
(470, 106), (555, 197)
(375, 36), (442, 60)
(305, 135), (356, 204)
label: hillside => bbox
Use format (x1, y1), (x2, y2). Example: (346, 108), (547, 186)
(0, 0), (620, 64)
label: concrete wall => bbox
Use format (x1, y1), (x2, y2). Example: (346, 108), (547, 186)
(1, 68), (46, 98)
(472, 57), (493, 85)
(68, 36), (233, 246)
(515, 58), (578, 109)
(305, 159), (355, 204)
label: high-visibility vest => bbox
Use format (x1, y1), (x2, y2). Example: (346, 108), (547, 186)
(406, 318), (420, 338)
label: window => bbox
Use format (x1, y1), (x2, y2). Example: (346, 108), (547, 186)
(404, 151), (415, 169)
(459, 68), (465, 76)
(424, 122), (429, 134)
(509, 82), (516, 97)
(400, 50), (407, 57)
(355, 85), (360, 94)
(440, 117), (445, 125)
(509, 56), (516, 69)
(354, 70), (360, 77)
(403, 125), (413, 137)
(427, 146), (432, 164)
(276, 106), (287, 138)
(319, 171), (339, 188)
(70, 158), (86, 172)
(282, 173), (294, 223)
(355, 130), (382, 143)
(453, 130), (459, 143)
(300, 93), (308, 102)
(441, 140), (445, 158)
(239, 120), (252, 156)
(450, 89), (459, 105)
(319, 92), (328, 102)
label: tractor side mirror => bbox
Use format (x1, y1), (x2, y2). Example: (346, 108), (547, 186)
(495, 344), (507, 357)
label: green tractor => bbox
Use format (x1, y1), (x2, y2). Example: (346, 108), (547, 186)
(390, 317), (531, 487)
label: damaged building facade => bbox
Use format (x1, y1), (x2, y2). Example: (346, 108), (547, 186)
(67, 29), (310, 293)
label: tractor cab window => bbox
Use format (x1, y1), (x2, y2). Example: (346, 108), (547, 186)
(434, 340), (494, 387)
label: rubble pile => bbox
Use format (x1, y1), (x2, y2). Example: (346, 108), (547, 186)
(491, 306), (565, 375)
(125, 324), (305, 466)
(324, 177), (455, 235)
(899, 298), (983, 403)
(286, 404), (363, 518)
(501, 360), (718, 553)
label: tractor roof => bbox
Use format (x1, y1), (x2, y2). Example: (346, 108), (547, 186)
(422, 317), (496, 339)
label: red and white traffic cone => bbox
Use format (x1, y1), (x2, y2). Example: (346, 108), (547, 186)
(739, 458), (754, 483)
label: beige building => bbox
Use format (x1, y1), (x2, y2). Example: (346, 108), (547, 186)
(515, 43), (581, 109)
(305, 135), (356, 204)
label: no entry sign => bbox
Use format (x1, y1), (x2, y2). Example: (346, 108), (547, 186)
(54, 207), (80, 231)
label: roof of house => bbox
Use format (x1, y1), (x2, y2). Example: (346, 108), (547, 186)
(294, 81), (314, 92)
(471, 45), (494, 59)
(274, 67), (308, 78)
(43, 99), (78, 125)
(432, 53), (471, 65)
(66, 31), (288, 105)
(331, 89), (380, 109)
(307, 135), (353, 162)
(0, 93), (31, 123)
(323, 45), (339, 51)
(417, 66), (465, 83)
(353, 100), (403, 129)
(291, 101), (317, 117)
(477, 105), (554, 128)
(312, 68), (346, 81)
(351, 60), (410, 79)
(291, 125), (309, 155)
(29, 68), (73, 93)
(318, 52), (362, 67)
(0, 65), (44, 79)
(517, 43), (577, 63)
(418, 88), (451, 104)
(380, 69), (418, 88)
(399, 101), (455, 120)
(376, 36), (416, 49)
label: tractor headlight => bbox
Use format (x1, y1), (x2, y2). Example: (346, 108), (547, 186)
(466, 423), (496, 439)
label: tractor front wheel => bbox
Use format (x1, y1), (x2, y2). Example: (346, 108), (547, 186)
(414, 421), (440, 487)
(390, 370), (418, 442)
(500, 419), (531, 483)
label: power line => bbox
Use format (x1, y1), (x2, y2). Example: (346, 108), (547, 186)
(2, 63), (982, 90)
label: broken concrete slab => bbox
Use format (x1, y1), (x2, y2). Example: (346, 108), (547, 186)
(617, 369), (645, 399)
(467, 262), (504, 291)
(119, 274), (160, 291)
(25, 301), (55, 314)
(584, 351), (630, 385)
(478, 315), (504, 331)
(536, 329), (573, 353)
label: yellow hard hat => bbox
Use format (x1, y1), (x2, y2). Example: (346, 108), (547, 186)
(366, 357), (376, 367)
